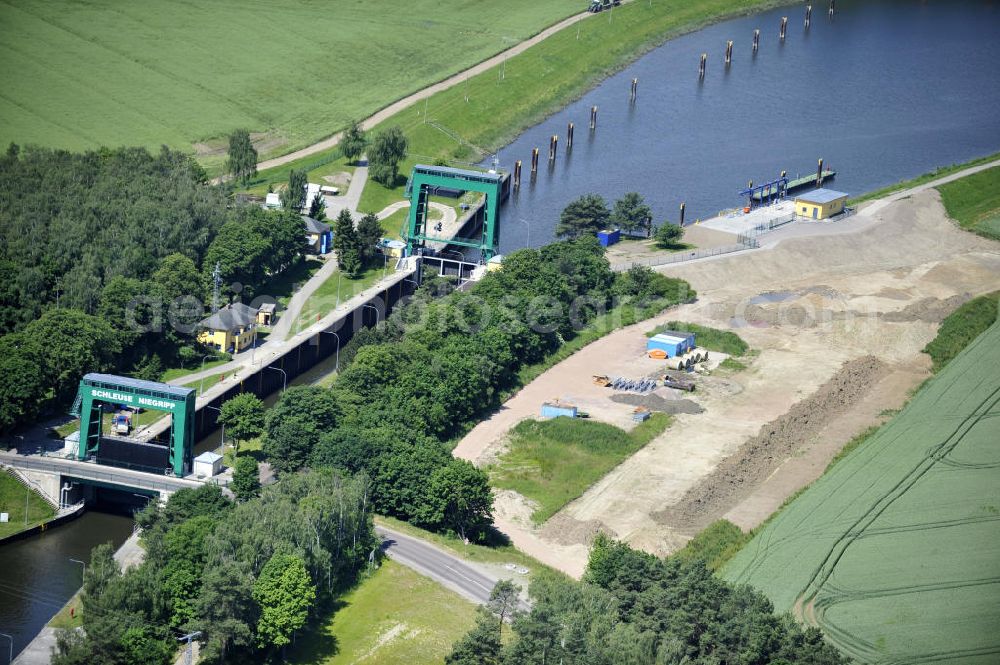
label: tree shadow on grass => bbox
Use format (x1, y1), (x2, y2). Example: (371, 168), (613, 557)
(286, 600), (346, 664)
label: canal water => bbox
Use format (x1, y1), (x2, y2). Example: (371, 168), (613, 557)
(0, 510), (133, 659)
(493, 0), (1000, 251)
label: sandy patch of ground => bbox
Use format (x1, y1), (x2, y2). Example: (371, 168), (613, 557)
(455, 188), (1000, 577)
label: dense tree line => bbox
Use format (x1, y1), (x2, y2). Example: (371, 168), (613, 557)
(0, 144), (225, 331)
(54, 475), (376, 664)
(447, 534), (846, 665)
(260, 237), (694, 541)
(0, 145), (309, 433)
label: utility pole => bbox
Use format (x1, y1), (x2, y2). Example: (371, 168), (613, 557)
(178, 631), (202, 665)
(211, 262), (222, 313)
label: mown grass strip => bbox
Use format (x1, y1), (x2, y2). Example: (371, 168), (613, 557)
(936, 164), (1000, 241)
(847, 151), (1000, 207)
(922, 291), (999, 372)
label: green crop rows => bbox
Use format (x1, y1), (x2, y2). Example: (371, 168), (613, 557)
(723, 321), (1000, 664)
(0, 0), (575, 164)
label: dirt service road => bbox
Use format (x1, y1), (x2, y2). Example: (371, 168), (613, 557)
(455, 187), (1000, 577)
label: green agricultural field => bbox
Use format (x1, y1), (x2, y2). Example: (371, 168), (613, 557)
(288, 559), (476, 665)
(937, 164), (1000, 240)
(723, 321), (1000, 665)
(0, 0), (576, 165)
(490, 414), (672, 524)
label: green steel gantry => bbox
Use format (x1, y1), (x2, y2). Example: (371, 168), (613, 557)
(70, 373), (196, 477)
(405, 164), (503, 261)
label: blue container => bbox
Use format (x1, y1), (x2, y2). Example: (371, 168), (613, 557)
(597, 229), (621, 247)
(541, 403), (578, 419)
(647, 331), (695, 357)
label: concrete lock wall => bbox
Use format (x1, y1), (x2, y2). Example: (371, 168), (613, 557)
(9, 468), (61, 507)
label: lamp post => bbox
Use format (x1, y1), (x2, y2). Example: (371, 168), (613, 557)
(317, 330), (340, 372)
(198, 355), (215, 396)
(362, 303), (380, 326)
(69, 557), (86, 582)
(0, 632), (12, 665)
(335, 271), (343, 308)
(204, 405), (225, 458)
(519, 217), (531, 248)
(265, 366), (287, 393)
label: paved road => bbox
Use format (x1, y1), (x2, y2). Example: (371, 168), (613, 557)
(376, 526), (529, 610)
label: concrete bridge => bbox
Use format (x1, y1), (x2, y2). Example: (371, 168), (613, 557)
(1, 451), (202, 506)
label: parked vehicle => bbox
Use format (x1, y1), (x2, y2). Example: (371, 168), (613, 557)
(588, 0), (620, 13)
(112, 412), (131, 435)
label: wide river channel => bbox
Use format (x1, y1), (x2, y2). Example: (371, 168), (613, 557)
(3, 0), (1000, 659)
(491, 0), (1000, 251)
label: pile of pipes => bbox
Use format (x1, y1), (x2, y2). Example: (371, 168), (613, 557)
(664, 347), (709, 371)
(608, 377), (658, 394)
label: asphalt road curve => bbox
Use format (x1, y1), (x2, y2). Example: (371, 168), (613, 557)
(376, 525), (527, 609)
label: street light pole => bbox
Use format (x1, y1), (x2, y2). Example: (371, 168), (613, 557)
(198, 355), (215, 396)
(69, 558), (86, 582)
(317, 330), (340, 372)
(520, 217), (530, 248)
(0, 631), (12, 665)
(335, 271), (343, 308)
(362, 303), (380, 325)
(265, 366), (287, 393)
(204, 405), (224, 458)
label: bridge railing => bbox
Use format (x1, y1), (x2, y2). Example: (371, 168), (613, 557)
(1, 454), (197, 494)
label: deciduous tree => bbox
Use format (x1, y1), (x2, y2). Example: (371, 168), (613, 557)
(654, 221), (684, 248)
(340, 120), (367, 164)
(368, 127), (408, 186)
(226, 129), (258, 186)
(231, 456), (261, 502)
(218, 393), (265, 455)
(252, 553), (315, 649)
(281, 169), (307, 211)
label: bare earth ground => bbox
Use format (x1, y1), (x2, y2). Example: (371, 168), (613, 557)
(453, 188), (1000, 578)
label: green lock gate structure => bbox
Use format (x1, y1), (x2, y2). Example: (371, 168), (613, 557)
(70, 373), (196, 477)
(405, 164), (504, 261)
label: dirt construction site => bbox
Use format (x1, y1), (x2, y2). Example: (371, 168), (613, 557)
(452, 184), (1000, 578)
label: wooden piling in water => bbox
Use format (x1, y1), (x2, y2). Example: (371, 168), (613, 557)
(531, 148), (538, 173)
(590, 105), (598, 130)
(817, 158), (824, 186)
(679, 203), (686, 226)
(753, 29), (760, 53)
(549, 135), (558, 162)
(567, 122), (574, 150)
(513, 160), (522, 189)
(829, 0), (835, 17)
(725, 40), (733, 65)
(630, 78), (638, 102)
(699, 53), (707, 79)
(780, 16), (788, 40)
(805, 5), (812, 28)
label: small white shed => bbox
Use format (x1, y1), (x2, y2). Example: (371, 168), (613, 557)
(265, 192), (281, 209)
(193, 451), (223, 478)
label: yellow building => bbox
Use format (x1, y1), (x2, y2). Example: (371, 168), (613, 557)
(794, 188), (848, 220)
(197, 303), (258, 353)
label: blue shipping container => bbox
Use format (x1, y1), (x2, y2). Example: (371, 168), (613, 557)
(597, 229), (621, 247)
(541, 403), (578, 419)
(647, 331), (695, 357)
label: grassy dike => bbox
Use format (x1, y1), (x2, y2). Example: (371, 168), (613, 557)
(250, 0), (785, 198)
(847, 150), (1000, 207)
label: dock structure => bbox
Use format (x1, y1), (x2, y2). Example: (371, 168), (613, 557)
(748, 170), (836, 203)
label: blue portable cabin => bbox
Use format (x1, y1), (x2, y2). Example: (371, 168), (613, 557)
(541, 402), (578, 419)
(597, 229), (621, 247)
(646, 331), (696, 357)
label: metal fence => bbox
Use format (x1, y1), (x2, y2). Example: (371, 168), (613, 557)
(735, 212), (796, 244)
(611, 241), (758, 272)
